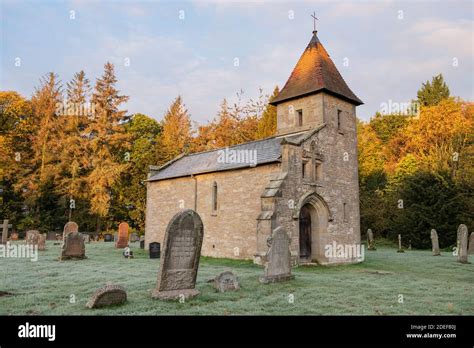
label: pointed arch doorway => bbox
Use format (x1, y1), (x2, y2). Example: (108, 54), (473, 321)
(299, 204), (312, 261)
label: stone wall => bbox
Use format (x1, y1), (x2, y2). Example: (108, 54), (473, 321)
(145, 164), (280, 260)
(271, 92), (361, 265)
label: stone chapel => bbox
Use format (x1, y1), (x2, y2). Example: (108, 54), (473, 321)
(145, 29), (363, 265)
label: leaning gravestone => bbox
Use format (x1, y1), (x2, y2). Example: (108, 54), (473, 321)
(63, 221), (79, 240)
(468, 232), (474, 255)
(367, 229), (376, 250)
(151, 209), (204, 300)
(210, 271), (240, 292)
(25, 230), (40, 247)
(457, 224), (469, 264)
(60, 231), (86, 261)
(430, 229), (440, 256)
(260, 226), (294, 284)
(115, 222), (129, 248)
(86, 284), (127, 309)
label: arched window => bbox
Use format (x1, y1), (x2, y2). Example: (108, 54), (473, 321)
(212, 182), (218, 212)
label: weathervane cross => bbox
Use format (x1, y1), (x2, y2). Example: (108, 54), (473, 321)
(311, 11), (318, 32)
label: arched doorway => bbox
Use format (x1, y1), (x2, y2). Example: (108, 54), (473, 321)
(299, 204), (312, 261)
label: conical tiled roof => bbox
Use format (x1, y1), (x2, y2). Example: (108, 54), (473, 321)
(271, 31), (363, 106)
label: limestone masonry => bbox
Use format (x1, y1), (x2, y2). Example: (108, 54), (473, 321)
(145, 29), (363, 265)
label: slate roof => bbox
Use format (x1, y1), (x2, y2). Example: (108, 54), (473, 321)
(148, 136), (284, 181)
(270, 31), (363, 106)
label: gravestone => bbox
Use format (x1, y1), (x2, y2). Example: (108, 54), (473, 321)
(149, 242), (160, 258)
(210, 271), (240, 292)
(260, 226), (294, 284)
(457, 224), (468, 264)
(468, 232), (474, 255)
(367, 229), (376, 250)
(129, 233), (139, 242)
(63, 221), (79, 240)
(140, 235), (145, 249)
(430, 229), (440, 256)
(1, 220), (12, 244)
(82, 234), (90, 243)
(86, 284), (127, 309)
(151, 209), (204, 300)
(47, 232), (57, 241)
(114, 232), (118, 242)
(11, 232), (19, 241)
(25, 230), (40, 247)
(104, 233), (113, 242)
(60, 231), (86, 260)
(38, 233), (46, 251)
(115, 222), (129, 249)
(397, 234), (404, 253)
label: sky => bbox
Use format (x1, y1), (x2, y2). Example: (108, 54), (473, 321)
(1, 0), (473, 124)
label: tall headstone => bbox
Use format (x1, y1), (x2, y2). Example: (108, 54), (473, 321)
(468, 232), (474, 255)
(151, 209), (204, 300)
(367, 229), (376, 250)
(38, 233), (46, 251)
(397, 234), (404, 253)
(430, 229), (440, 256)
(60, 231), (86, 260)
(260, 226), (294, 284)
(63, 221), (79, 240)
(457, 224), (469, 264)
(1, 219), (9, 244)
(115, 222), (129, 248)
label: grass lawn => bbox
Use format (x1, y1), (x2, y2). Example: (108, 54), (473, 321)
(0, 241), (473, 315)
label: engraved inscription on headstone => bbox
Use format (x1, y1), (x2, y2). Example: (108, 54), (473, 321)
(260, 226), (294, 284)
(151, 209), (204, 300)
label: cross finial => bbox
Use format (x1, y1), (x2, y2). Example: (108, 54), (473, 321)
(311, 11), (318, 32)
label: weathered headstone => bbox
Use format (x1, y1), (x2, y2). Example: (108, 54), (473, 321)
(260, 226), (294, 284)
(430, 229), (440, 256)
(149, 242), (160, 258)
(63, 221), (78, 240)
(86, 284), (127, 309)
(115, 222), (129, 248)
(104, 233), (113, 242)
(38, 233), (46, 251)
(397, 234), (404, 253)
(1, 220), (11, 244)
(151, 209), (204, 300)
(60, 231), (86, 260)
(457, 224), (469, 264)
(468, 232), (474, 255)
(367, 229), (376, 250)
(129, 232), (139, 242)
(82, 234), (90, 243)
(25, 230), (40, 247)
(210, 271), (240, 292)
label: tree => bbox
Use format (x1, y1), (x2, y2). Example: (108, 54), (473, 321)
(417, 74), (450, 107)
(85, 62), (130, 226)
(113, 113), (161, 231)
(57, 71), (92, 220)
(255, 86), (279, 139)
(159, 96), (193, 162)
